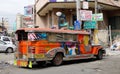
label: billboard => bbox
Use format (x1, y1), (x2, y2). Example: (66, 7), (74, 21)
(24, 5), (33, 16)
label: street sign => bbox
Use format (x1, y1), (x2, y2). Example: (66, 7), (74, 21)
(80, 10), (92, 21)
(92, 13), (103, 21)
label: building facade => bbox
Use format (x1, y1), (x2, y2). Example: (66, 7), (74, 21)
(16, 13), (24, 29)
(35, 0), (120, 41)
(0, 18), (10, 35)
(16, 5), (34, 29)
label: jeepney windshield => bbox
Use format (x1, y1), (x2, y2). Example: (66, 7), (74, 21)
(16, 30), (28, 41)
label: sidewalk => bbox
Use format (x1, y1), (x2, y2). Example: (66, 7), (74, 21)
(105, 48), (120, 56)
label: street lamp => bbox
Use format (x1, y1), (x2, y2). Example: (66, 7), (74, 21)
(56, 11), (62, 29)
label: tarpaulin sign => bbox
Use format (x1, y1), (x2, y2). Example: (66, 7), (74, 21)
(92, 13), (103, 21)
(84, 21), (97, 29)
(80, 10), (92, 21)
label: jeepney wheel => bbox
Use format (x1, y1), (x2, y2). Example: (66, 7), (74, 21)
(52, 53), (63, 66)
(96, 50), (103, 60)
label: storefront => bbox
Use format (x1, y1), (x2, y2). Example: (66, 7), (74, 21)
(35, 0), (120, 43)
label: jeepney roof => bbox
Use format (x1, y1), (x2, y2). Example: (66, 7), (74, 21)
(16, 28), (90, 35)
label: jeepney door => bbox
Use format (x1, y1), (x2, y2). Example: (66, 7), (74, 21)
(78, 34), (91, 54)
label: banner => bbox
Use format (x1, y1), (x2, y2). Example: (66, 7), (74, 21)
(92, 13), (103, 21)
(80, 10), (92, 21)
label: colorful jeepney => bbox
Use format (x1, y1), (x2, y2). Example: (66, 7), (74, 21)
(14, 28), (105, 68)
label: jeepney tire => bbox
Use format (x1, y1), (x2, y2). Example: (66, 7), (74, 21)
(6, 47), (13, 53)
(96, 50), (103, 60)
(52, 53), (63, 66)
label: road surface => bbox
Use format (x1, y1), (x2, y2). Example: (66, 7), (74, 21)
(0, 52), (120, 74)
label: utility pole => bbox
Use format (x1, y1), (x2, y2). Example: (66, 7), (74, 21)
(93, 0), (99, 45)
(76, 0), (80, 21)
(95, 0), (98, 14)
(76, 0), (81, 30)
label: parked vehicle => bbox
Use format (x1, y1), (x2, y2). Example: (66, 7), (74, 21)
(0, 36), (14, 44)
(110, 42), (120, 50)
(14, 28), (105, 68)
(0, 40), (16, 53)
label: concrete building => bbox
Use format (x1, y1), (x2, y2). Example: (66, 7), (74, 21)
(16, 14), (34, 29)
(35, 0), (120, 43)
(0, 18), (10, 35)
(16, 5), (34, 29)
(16, 13), (24, 29)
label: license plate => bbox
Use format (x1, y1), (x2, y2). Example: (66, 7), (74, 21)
(19, 61), (28, 67)
(35, 54), (45, 58)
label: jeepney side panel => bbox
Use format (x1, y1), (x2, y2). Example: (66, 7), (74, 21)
(29, 40), (64, 59)
(91, 46), (103, 55)
(78, 34), (91, 54)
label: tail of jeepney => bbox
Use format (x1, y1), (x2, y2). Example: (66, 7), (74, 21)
(14, 28), (105, 68)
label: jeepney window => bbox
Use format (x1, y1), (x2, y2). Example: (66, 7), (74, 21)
(17, 32), (28, 41)
(28, 32), (47, 41)
(48, 33), (64, 42)
(48, 33), (77, 42)
(64, 34), (77, 42)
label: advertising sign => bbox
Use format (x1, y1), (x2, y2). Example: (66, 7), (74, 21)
(84, 21), (97, 29)
(83, 1), (89, 9)
(92, 13), (103, 21)
(80, 10), (92, 21)
(24, 5), (33, 16)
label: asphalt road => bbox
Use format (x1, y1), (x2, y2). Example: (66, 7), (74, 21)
(0, 53), (120, 74)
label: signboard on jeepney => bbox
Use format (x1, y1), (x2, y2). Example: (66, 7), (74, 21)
(80, 10), (92, 21)
(92, 13), (103, 21)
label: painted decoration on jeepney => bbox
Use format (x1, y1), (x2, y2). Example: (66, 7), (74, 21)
(28, 33), (47, 40)
(65, 42), (77, 55)
(83, 35), (89, 46)
(45, 46), (51, 52)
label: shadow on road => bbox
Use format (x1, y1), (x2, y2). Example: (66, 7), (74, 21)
(22, 57), (107, 70)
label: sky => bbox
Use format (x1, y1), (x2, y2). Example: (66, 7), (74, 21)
(0, 0), (34, 30)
